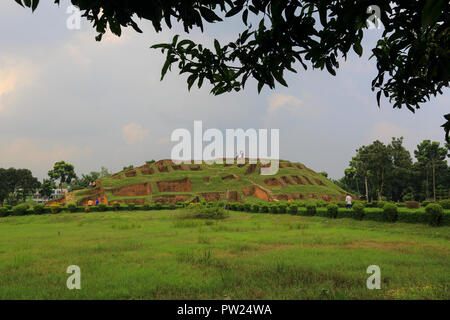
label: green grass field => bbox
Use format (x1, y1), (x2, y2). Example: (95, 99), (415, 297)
(0, 209), (448, 299)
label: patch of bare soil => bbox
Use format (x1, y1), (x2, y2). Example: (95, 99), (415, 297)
(115, 198), (147, 205)
(281, 176), (294, 185)
(78, 193), (108, 206)
(264, 178), (284, 187)
(291, 175), (305, 185)
(112, 182), (152, 196)
(201, 192), (223, 201)
(302, 175), (314, 185)
(314, 178), (326, 186)
(225, 190), (242, 202)
(242, 185), (272, 201)
(157, 178), (192, 192)
(222, 174), (239, 181)
(245, 164), (258, 174)
(125, 170), (137, 177)
(152, 195), (190, 204)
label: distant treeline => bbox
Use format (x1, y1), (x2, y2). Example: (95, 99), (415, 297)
(333, 138), (450, 202)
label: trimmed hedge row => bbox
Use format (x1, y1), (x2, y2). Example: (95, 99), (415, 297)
(1, 201), (449, 227)
(0, 202), (181, 217)
(224, 202), (449, 227)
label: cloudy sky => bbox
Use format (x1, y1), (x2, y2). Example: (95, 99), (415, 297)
(1, 1), (448, 180)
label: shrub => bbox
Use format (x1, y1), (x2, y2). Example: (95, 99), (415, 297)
(183, 205), (228, 220)
(305, 203), (317, 216)
(421, 200), (431, 207)
(67, 203), (77, 213)
(12, 203), (29, 216)
(335, 201), (346, 208)
(251, 204), (260, 213)
(168, 203), (176, 210)
(426, 203), (444, 226)
(153, 202), (162, 210)
(289, 205), (298, 214)
(98, 203), (107, 212)
(383, 203), (398, 222)
(260, 204), (269, 213)
(278, 204), (287, 214)
(365, 201), (378, 208)
(377, 201), (386, 208)
(326, 203), (338, 219)
(315, 200), (327, 208)
(0, 207), (9, 217)
(402, 193), (414, 202)
(127, 203), (136, 211)
(143, 203), (151, 210)
(49, 204), (61, 214)
(405, 201), (420, 209)
(33, 204), (46, 214)
(111, 202), (121, 211)
(243, 203), (252, 212)
(438, 199), (450, 210)
(269, 205), (278, 214)
(85, 207), (90, 213)
(352, 202), (365, 220)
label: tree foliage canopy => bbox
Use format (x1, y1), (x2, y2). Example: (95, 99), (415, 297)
(0, 168), (40, 205)
(15, 0), (450, 140)
(337, 137), (449, 202)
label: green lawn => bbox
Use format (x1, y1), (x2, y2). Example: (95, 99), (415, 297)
(0, 209), (448, 299)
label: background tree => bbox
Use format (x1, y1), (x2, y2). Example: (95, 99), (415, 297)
(0, 168), (40, 205)
(39, 179), (55, 199)
(319, 171), (328, 178)
(387, 137), (413, 201)
(69, 167), (110, 191)
(414, 140), (447, 201)
(350, 148), (372, 201)
(15, 0), (450, 140)
(48, 161), (77, 188)
(339, 138), (449, 202)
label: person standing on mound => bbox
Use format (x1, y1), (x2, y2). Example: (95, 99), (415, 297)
(345, 194), (352, 209)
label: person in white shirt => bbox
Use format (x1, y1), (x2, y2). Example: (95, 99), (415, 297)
(345, 194), (352, 209)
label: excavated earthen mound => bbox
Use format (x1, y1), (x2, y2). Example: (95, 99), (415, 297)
(66, 159), (349, 206)
(157, 178), (192, 192)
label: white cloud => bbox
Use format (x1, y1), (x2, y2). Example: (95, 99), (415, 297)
(268, 93), (303, 115)
(122, 123), (149, 144)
